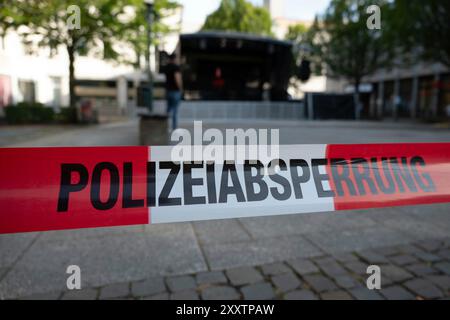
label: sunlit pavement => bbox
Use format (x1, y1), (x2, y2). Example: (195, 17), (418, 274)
(1, 119), (449, 299)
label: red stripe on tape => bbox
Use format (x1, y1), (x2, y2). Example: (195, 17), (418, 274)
(326, 143), (450, 210)
(0, 146), (149, 234)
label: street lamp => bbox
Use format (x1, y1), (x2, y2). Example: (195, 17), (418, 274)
(144, 0), (155, 112)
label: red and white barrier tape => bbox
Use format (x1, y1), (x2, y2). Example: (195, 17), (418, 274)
(1, 143), (449, 234)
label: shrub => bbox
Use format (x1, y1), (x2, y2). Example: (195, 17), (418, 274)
(4, 102), (55, 124)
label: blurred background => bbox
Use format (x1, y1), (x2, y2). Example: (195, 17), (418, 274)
(0, 0), (449, 301)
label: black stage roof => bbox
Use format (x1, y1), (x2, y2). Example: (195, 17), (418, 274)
(178, 31), (294, 101)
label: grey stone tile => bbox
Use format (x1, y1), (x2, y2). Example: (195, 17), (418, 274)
(380, 286), (415, 300)
(203, 235), (322, 270)
(260, 263), (290, 276)
(306, 227), (412, 254)
(405, 263), (438, 277)
(271, 272), (301, 292)
(142, 292), (169, 300)
(131, 277), (166, 297)
(314, 257), (348, 276)
(284, 290), (318, 300)
(239, 214), (330, 238)
(196, 271), (227, 285)
(330, 252), (359, 263)
(99, 283), (130, 299)
(425, 275), (450, 291)
(170, 290), (199, 300)
(404, 279), (444, 299)
(192, 219), (251, 244)
(434, 262), (450, 275)
(334, 275), (361, 289)
(381, 265), (413, 283)
(20, 291), (62, 300)
(0, 233), (39, 269)
(201, 286), (240, 300)
(414, 252), (441, 263)
(166, 275), (197, 292)
(0, 225), (207, 299)
(415, 239), (444, 252)
(241, 282), (275, 300)
(437, 249), (450, 260)
(349, 287), (384, 300)
(61, 288), (98, 300)
(389, 254), (418, 266)
(356, 251), (390, 264)
(287, 258), (320, 275)
(343, 261), (368, 275)
(226, 267), (263, 286)
(382, 217), (450, 241)
(302, 275), (337, 293)
(320, 290), (353, 300)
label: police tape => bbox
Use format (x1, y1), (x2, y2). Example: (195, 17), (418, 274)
(0, 143), (449, 234)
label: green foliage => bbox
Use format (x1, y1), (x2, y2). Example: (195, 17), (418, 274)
(202, 0), (272, 36)
(306, 0), (392, 86)
(285, 23), (308, 43)
(5, 103), (55, 124)
(388, 0), (450, 68)
(56, 107), (78, 124)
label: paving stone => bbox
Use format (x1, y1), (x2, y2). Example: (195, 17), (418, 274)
(62, 288), (98, 300)
(170, 290), (199, 300)
(314, 257), (348, 276)
(99, 283), (130, 299)
(382, 265), (413, 283)
(334, 275), (361, 289)
(436, 249), (450, 260)
(414, 252), (441, 263)
(331, 252), (359, 263)
(425, 275), (450, 291)
(142, 292), (169, 300)
(435, 262), (450, 275)
(196, 271), (227, 286)
(349, 287), (384, 300)
(271, 272), (301, 292)
(380, 286), (415, 300)
(302, 275), (337, 293)
(287, 258), (319, 275)
(389, 254), (418, 266)
(343, 261), (368, 275)
(260, 262), (290, 276)
(201, 286), (240, 300)
(374, 246), (401, 257)
(320, 290), (353, 300)
(166, 275), (197, 292)
(241, 282), (275, 300)
(20, 291), (62, 300)
(416, 240), (443, 252)
(284, 290), (318, 300)
(226, 267), (263, 286)
(357, 251), (390, 264)
(404, 279), (444, 299)
(405, 263), (437, 277)
(131, 277), (166, 297)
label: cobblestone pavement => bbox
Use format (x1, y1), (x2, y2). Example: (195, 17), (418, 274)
(18, 238), (450, 300)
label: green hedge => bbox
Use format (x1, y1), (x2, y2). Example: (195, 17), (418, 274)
(5, 102), (55, 124)
(4, 103), (78, 124)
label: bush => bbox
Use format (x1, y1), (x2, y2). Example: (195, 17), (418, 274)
(4, 102), (55, 124)
(56, 107), (78, 123)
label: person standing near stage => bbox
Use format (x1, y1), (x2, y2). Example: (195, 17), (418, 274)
(164, 53), (183, 131)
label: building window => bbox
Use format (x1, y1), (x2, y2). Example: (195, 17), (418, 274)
(18, 80), (36, 103)
(51, 76), (62, 108)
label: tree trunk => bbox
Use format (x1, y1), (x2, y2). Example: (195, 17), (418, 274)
(67, 45), (76, 110)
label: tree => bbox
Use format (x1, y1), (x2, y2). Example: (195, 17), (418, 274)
(389, 0), (450, 68)
(5, 0), (178, 110)
(202, 0), (272, 36)
(307, 0), (392, 118)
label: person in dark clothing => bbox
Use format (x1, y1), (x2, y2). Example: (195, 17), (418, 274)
(163, 53), (183, 130)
